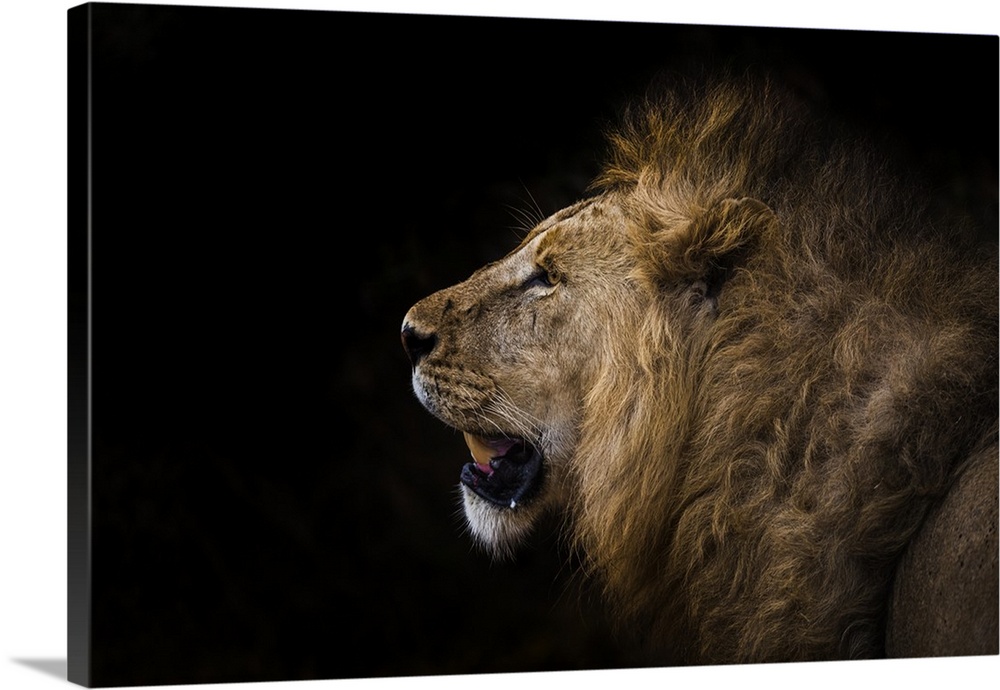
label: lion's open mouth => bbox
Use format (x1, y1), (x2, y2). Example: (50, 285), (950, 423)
(460, 432), (544, 509)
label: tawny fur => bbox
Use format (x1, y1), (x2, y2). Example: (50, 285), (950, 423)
(575, 76), (997, 662)
(403, 74), (998, 664)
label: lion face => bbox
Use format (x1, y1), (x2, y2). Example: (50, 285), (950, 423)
(401, 196), (637, 554)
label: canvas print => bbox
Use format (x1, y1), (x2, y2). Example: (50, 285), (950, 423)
(68, 3), (998, 687)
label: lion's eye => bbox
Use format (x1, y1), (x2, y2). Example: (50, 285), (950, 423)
(523, 267), (556, 290)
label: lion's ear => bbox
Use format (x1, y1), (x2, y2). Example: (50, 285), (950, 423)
(666, 196), (776, 282)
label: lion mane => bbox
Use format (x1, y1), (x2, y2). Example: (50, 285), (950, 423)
(403, 74), (998, 664)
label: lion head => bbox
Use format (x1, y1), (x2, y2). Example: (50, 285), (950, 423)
(400, 76), (998, 662)
(401, 197), (633, 553)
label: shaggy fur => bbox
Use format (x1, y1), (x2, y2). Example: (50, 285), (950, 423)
(402, 74), (998, 664)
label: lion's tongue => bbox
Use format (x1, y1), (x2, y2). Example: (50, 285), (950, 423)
(463, 433), (517, 474)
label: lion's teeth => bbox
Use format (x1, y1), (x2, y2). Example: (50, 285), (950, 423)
(463, 432), (496, 466)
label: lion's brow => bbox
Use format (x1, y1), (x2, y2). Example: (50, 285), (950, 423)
(517, 197), (597, 251)
(535, 227), (554, 251)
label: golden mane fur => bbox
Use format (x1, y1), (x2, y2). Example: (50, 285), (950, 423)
(572, 76), (997, 662)
(403, 73), (998, 663)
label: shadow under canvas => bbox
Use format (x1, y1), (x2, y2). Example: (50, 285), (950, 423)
(12, 658), (68, 682)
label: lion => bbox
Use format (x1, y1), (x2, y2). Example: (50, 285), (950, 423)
(400, 74), (998, 664)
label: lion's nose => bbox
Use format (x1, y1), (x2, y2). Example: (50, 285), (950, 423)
(401, 323), (437, 366)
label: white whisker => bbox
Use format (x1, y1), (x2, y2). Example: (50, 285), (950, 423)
(483, 386), (543, 441)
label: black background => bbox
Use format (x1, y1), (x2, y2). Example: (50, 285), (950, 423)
(72, 3), (997, 686)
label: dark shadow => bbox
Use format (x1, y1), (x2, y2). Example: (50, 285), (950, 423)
(12, 658), (68, 681)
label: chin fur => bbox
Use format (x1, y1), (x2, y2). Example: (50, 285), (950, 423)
(460, 485), (548, 558)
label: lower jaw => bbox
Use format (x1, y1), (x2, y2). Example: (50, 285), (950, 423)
(460, 485), (547, 556)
